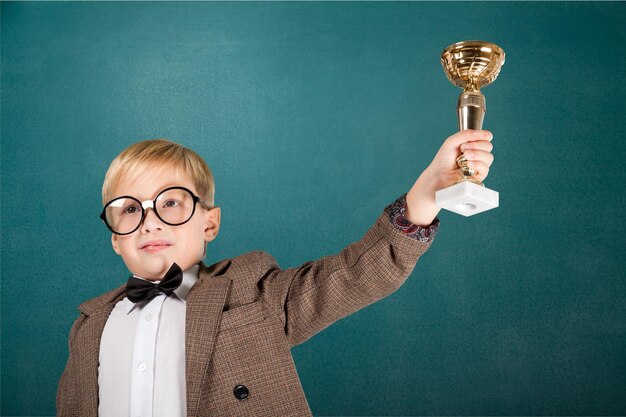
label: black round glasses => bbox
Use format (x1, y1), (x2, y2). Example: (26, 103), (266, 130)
(100, 186), (213, 235)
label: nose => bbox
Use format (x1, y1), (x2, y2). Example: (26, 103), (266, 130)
(140, 207), (164, 233)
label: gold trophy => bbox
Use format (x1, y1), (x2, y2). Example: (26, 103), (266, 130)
(435, 40), (505, 216)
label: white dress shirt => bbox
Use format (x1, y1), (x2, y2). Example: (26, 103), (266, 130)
(98, 264), (199, 417)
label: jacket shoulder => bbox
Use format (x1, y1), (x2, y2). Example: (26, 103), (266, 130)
(234, 250), (279, 270)
(77, 284), (126, 315)
(222, 250), (280, 306)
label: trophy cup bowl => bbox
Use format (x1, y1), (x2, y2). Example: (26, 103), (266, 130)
(441, 40), (505, 93)
(435, 40), (505, 216)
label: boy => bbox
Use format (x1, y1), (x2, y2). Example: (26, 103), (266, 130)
(57, 130), (494, 417)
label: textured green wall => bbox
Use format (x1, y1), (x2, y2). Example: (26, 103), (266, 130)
(2, 1), (625, 415)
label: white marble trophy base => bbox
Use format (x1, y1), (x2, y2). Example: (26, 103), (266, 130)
(435, 181), (499, 217)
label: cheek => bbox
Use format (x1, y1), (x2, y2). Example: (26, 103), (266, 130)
(193, 224), (208, 245)
(116, 237), (137, 257)
(190, 217), (208, 239)
(175, 222), (205, 249)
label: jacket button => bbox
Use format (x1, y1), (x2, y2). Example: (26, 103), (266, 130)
(233, 384), (249, 400)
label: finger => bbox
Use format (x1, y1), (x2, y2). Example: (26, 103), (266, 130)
(468, 161), (490, 181)
(460, 140), (493, 153)
(461, 149), (494, 168)
(445, 130), (493, 148)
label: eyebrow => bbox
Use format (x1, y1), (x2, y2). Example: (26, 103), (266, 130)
(114, 184), (195, 201)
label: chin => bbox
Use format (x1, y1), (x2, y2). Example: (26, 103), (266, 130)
(132, 260), (172, 278)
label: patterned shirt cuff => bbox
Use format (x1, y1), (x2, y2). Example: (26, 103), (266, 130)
(384, 193), (440, 242)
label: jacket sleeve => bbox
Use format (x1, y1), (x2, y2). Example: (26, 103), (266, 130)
(256, 196), (439, 347)
(56, 313), (86, 417)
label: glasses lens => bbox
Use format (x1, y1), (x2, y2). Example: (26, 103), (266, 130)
(104, 197), (142, 234)
(155, 188), (195, 225)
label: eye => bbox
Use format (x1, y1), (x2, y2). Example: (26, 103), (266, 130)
(123, 205), (141, 215)
(162, 199), (180, 208)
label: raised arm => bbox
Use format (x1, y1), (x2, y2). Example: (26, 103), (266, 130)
(256, 129), (494, 346)
(256, 193), (438, 347)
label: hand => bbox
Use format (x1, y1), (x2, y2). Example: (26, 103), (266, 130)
(426, 129), (494, 191)
(404, 130), (495, 226)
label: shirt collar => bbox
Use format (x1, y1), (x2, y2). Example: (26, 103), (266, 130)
(124, 263), (200, 314)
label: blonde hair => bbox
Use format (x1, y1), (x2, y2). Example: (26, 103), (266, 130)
(102, 138), (215, 207)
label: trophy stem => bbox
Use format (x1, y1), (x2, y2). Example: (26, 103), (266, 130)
(457, 91), (485, 131)
(454, 90), (487, 186)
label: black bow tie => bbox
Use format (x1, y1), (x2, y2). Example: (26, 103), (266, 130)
(125, 262), (183, 304)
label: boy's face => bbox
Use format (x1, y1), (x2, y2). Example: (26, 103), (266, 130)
(109, 164), (220, 280)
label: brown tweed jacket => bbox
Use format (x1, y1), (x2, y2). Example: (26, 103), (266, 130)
(57, 209), (435, 417)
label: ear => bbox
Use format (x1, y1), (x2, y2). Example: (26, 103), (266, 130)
(203, 206), (221, 243)
(111, 234), (122, 256)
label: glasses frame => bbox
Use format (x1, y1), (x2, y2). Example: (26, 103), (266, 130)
(100, 186), (213, 235)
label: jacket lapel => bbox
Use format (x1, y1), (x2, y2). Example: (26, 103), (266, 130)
(185, 259), (233, 417)
(77, 285), (127, 417)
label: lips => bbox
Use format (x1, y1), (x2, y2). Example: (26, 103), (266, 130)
(139, 239), (173, 250)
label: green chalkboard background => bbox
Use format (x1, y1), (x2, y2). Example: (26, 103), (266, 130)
(2, 1), (625, 416)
